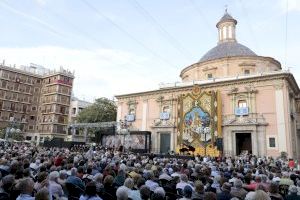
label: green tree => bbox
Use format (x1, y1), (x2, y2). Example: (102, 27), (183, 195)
(10, 131), (24, 141)
(77, 97), (117, 123)
(0, 128), (24, 141)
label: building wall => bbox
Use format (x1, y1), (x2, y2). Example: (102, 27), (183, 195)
(116, 73), (299, 158)
(115, 12), (299, 158)
(180, 57), (281, 82)
(36, 74), (73, 141)
(68, 98), (92, 124)
(0, 64), (74, 143)
(0, 66), (42, 135)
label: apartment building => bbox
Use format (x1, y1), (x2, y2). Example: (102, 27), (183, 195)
(0, 63), (74, 143)
(68, 97), (92, 124)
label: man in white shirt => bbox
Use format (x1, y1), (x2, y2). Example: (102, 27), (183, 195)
(176, 174), (194, 190)
(145, 171), (159, 192)
(48, 171), (64, 198)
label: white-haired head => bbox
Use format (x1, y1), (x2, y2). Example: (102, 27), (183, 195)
(124, 178), (134, 189)
(70, 168), (77, 176)
(120, 163), (127, 171)
(93, 173), (103, 183)
(116, 186), (128, 200)
(49, 171), (59, 181)
(154, 187), (165, 198)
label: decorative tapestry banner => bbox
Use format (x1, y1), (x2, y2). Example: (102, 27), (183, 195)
(176, 86), (222, 156)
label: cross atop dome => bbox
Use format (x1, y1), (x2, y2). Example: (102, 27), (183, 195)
(216, 8), (237, 44)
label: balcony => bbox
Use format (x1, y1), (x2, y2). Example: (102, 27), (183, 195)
(125, 114), (135, 122)
(235, 107), (249, 116)
(42, 101), (70, 106)
(45, 79), (73, 87)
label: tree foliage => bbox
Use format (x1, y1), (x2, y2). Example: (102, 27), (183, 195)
(77, 97), (117, 123)
(0, 128), (24, 141)
(10, 132), (24, 141)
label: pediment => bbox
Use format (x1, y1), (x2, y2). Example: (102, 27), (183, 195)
(223, 116), (267, 126)
(152, 119), (176, 128)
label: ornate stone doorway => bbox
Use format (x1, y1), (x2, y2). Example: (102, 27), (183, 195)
(236, 133), (252, 155)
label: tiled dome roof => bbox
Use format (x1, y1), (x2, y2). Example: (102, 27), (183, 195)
(216, 12), (237, 27)
(199, 42), (257, 62)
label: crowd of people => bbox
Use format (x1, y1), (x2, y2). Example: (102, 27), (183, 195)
(0, 142), (300, 200)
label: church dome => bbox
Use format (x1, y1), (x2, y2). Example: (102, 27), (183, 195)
(180, 10), (281, 82)
(199, 41), (257, 62)
(198, 10), (256, 63)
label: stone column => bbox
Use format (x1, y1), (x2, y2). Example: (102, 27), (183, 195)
(275, 87), (287, 153)
(151, 132), (156, 153)
(171, 130), (174, 151)
(223, 127), (234, 156)
(222, 128), (229, 156)
(251, 131), (258, 156)
(232, 132), (236, 156)
(141, 100), (148, 131)
(156, 132), (160, 153)
(257, 126), (266, 157)
(226, 130), (233, 156)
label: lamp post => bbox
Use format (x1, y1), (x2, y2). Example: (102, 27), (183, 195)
(117, 119), (130, 151)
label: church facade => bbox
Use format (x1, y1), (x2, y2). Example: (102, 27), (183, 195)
(115, 12), (300, 158)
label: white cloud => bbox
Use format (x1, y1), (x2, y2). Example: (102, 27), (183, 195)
(0, 46), (159, 102)
(279, 0), (300, 12)
(0, 1), (64, 37)
(35, 0), (47, 7)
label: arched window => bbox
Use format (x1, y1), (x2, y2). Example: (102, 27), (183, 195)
(238, 100), (247, 108)
(222, 26), (227, 39)
(129, 108), (135, 115)
(228, 26), (232, 38)
(163, 105), (170, 113)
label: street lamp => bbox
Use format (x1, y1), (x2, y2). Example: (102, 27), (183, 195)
(117, 119), (130, 150)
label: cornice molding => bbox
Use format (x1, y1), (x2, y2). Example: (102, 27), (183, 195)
(116, 73), (299, 101)
(202, 66), (217, 72)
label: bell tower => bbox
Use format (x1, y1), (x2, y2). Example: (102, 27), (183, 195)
(216, 9), (237, 44)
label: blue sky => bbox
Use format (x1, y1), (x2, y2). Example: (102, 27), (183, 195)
(0, 0), (299, 101)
